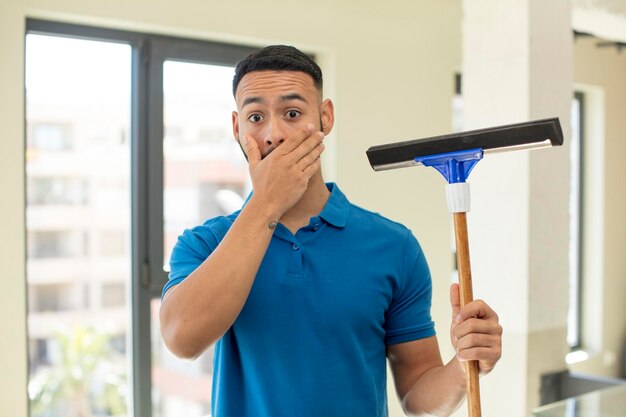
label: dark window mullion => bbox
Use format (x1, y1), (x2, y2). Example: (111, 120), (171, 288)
(146, 40), (168, 294)
(132, 36), (154, 417)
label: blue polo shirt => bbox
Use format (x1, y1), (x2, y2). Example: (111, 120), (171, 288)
(163, 183), (435, 417)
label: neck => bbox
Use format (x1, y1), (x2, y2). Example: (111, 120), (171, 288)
(280, 171), (330, 234)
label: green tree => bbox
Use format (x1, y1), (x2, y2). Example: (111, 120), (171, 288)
(29, 325), (127, 417)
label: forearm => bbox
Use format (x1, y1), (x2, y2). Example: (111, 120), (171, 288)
(402, 357), (467, 417)
(159, 195), (279, 358)
(392, 285), (502, 416)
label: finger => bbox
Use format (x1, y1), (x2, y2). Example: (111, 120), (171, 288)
(279, 123), (316, 154)
(454, 332), (500, 353)
(450, 283), (461, 322)
(241, 135), (261, 166)
(290, 131), (324, 162)
(457, 346), (502, 364)
(301, 157), (322, 179)
(455, 299), (498, 324)
(453, 318), (503, 340)
(298, 142), (325, 170)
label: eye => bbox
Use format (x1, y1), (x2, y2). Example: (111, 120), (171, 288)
(247, 114), (263, 123)
(285, 110), (300, 119)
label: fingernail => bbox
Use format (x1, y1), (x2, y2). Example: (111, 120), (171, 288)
(242, 135), (248, 145)
(307, 123), (314, 132)
(455, 314), (462, 323)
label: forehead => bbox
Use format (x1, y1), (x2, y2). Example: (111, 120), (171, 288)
(235, 70), (319, 105)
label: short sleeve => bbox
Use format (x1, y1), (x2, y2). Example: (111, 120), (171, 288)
(161, 216), (234, 298)
(384, 230), (436, 345)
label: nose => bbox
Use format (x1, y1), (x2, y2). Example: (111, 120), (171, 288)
(263, 118), (286, 149)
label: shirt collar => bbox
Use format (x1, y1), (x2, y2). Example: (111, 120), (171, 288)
(242, 182), (350, 228)
(319, 182), (350, 228)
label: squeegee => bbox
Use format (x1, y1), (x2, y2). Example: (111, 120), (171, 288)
(366, 118), (563, 417)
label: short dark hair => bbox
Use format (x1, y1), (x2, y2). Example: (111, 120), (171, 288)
(232, 45), (323, 97)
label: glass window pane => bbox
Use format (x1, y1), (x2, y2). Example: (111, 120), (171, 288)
(26, 34), (132, 417)
(162, 61), (249, 273)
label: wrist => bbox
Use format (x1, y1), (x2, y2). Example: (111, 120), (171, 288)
(243, 194), (284, 224)
(448, 356), (469, 392)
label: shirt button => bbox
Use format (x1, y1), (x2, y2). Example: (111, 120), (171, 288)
(292, 243), (299, 250)
(313, 225), (319, 231)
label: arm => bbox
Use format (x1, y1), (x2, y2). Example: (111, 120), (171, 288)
(159, 124), (325, 359)
(388, 336), (466, 416)
(388, 284), (502, 416)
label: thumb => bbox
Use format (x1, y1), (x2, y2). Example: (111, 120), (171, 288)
(241, 135), (261, 166)
(450, 283), (461, 322)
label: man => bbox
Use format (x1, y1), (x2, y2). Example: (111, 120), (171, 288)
(159, 45), (502, 416)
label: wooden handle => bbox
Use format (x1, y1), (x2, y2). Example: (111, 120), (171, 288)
(453, 212), (482, 417)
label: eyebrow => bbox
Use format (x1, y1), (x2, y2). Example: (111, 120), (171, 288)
(279, 93), (308, 104)
(242, 96), (264, 108)
(241, 93), (309, 108)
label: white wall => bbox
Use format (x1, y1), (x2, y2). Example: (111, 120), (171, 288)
(0, 1), (461, 416)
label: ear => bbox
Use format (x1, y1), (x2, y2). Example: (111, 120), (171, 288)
(232, 111), (240, 143)
(320, 99), (335, 135)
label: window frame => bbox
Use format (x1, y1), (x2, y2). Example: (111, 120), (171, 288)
(25, 18), (257, 417)
(569, 90), (585, 351)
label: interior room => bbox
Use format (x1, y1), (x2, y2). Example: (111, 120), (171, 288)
(1, 1), (625, 416)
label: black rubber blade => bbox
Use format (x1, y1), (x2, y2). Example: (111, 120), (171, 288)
(366, 118), (563, 171)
